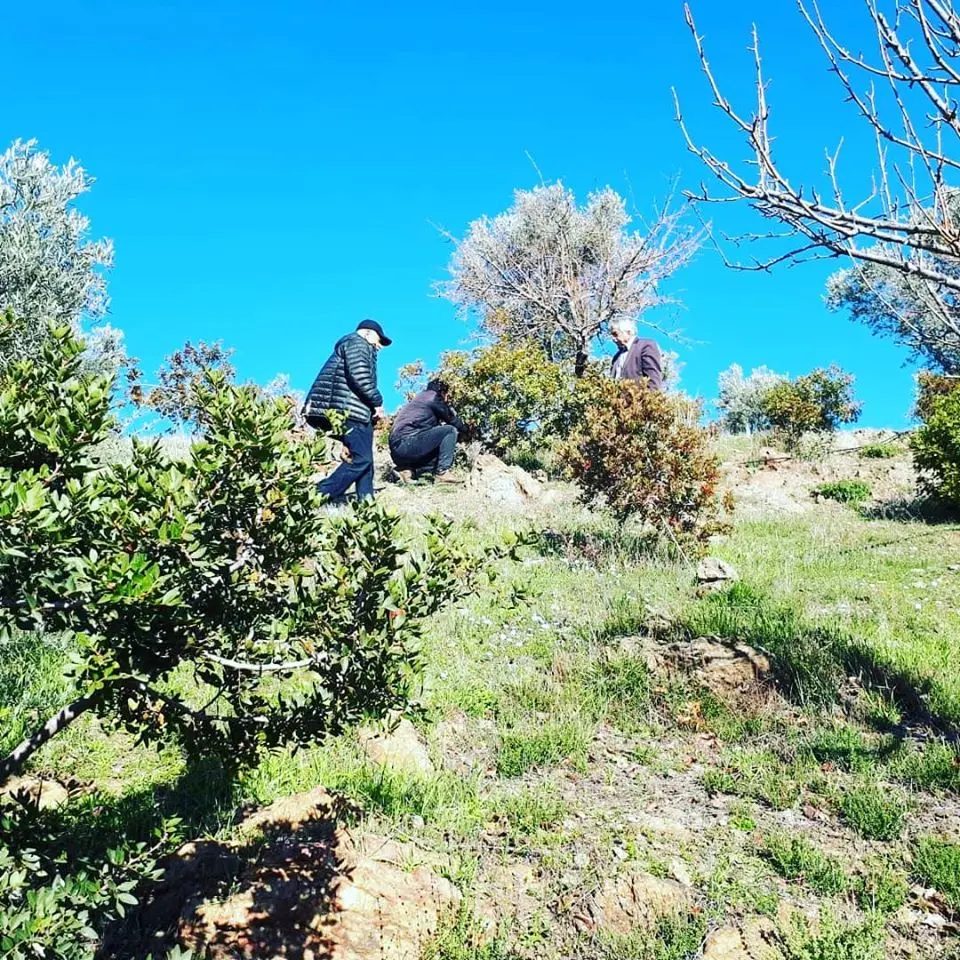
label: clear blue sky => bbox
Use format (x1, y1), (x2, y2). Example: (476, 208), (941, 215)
(3, 1), (919, 425)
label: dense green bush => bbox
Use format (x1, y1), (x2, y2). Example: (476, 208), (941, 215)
(1, 323), (515, 778)
(561, 378), (730, 553)
(761, 365), (861, 451)
(911, 375), (960, 508)
(858, 442), (898, 460)
(813, 479), (872, 504)
(418, 341), (581, 457)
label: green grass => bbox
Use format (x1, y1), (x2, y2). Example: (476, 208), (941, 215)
(488, 785), (567, 835)
(913, 837), (960, 911)
(814, 480), (872, 504)
(836, 780), (910, 841)
(762, 833), (849, 896)
(496, 720), (590, 777)
(596, 912), (707, 960)
(703, 748), (810, 810)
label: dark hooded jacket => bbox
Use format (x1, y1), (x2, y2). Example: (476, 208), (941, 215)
(304, 333), (382, 426)
(389, 389), (465, 445)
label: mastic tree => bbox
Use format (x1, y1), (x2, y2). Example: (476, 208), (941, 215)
(562, 376), (730, 553)
(0, 320), (519, 783)
(438, 182), (700, 376)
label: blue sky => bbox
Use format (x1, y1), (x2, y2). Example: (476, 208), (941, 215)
(3, 1), (920, 425)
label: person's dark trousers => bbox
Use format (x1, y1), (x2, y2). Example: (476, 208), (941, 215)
(318, 420), (375, 501)
(390, 424), (457, 478)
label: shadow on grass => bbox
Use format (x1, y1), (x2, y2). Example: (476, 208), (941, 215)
(679, 582), (959, 739)
(859, 493), (960, 526)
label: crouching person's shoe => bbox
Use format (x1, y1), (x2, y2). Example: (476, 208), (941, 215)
(434, 471), (463, 484)
(394, 469), (413, 484)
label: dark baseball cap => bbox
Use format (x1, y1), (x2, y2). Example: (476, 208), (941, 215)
(357, 319), (392, 346)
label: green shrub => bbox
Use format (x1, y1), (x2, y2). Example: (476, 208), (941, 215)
(427, 341), (580, 457)
(837, 781), (910, 841)
(911, 376), (960, 508)
(813, 480), (871, 504)
(561, 377), (731, 553)
(0, 796), (174, 960)
(761, 366), (861, 452)
(780, 910), (884, 960)
(761, 833), (849, 895)
(857, 442), (897, 460)
(854, 860), (908, 915)
(597, 911), (707, 959)
(0, 324), (512, 783)
(913, 836), (960, 911)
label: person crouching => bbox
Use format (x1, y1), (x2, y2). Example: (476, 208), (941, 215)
(389, 379), (465, 483)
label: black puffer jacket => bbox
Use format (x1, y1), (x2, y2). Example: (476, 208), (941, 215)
(304, 333), (382, 425)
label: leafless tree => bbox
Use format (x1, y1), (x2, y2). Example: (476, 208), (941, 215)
(676, 1), (960, 372)
(437, 182), (701, 376)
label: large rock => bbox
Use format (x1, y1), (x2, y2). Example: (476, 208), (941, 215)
(167, 787), (460, 960)
(468, 453), (542, 510)
(358, 718), (434, 778)
(572, 867), (691, 935)
(0, 775), (70, 810)
(633, 636), (771, 698)
(696, 557), (739, 594)
(703, 919), (784, 960)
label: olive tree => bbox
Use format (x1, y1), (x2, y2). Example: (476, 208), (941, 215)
(438, 182), (701, 376)
(716, 363), (786, 434)
(0, 140), (114, 369)
(676, 2), (960, 373)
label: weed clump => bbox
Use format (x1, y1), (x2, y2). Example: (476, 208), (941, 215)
(761, 833), (849, 895)
(837, 780), (910, 841)
(858, 442), (898, 460)
(814, 479), (872, 504)
(913, 837), (960, 912)
(496, 721), (589, 777)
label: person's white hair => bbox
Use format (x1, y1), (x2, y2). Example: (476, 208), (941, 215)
(610, 317), (636, 337)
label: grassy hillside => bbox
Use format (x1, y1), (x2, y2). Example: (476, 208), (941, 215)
(3, 437), (960, 959)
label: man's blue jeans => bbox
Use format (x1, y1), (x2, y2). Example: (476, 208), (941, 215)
(317, 420), (375, 501)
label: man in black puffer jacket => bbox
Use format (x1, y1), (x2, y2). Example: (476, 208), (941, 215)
(303, 319), (391, 502)
(389, 379), (465, 483)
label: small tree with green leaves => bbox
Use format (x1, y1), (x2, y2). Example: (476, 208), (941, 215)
(0, 321), (517, 783)
(911, 374), (960, 509)
(761, 366), (861, 452)
(561, 376), (730, 553)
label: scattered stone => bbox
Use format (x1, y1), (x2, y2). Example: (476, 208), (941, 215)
(638, 636), (771, 697)
(358, 718), (434, 778)
(703, 919), (784, 960)
(573, 868), (690, 935)
(668, 857), (693, 887)
(696, 557), (739, 594)
(0, 775), (70, 810)
(468, 453), (542, 510)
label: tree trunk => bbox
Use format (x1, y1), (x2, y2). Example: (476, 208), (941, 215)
(574, 346), (590, 378)
(0, 689), (101, 784)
